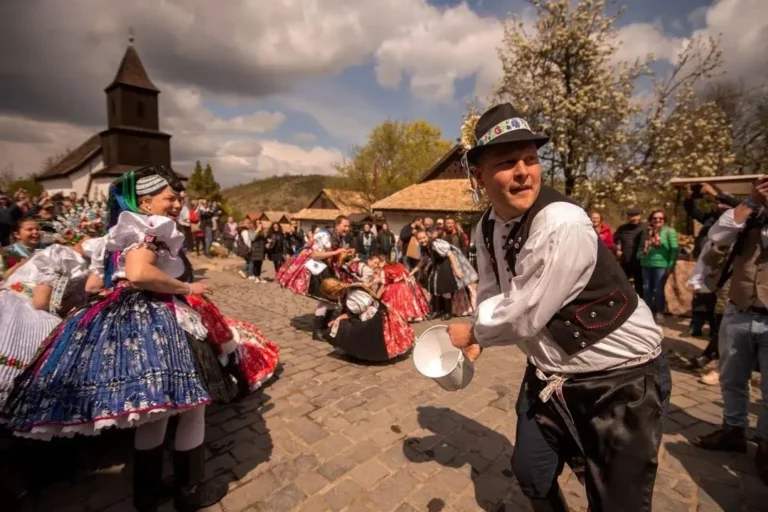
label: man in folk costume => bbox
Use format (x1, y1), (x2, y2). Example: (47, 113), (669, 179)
(310, 215), (352, 340)
(448, 103), (671, 512)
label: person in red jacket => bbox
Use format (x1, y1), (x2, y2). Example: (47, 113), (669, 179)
(590, 211), (614, 250)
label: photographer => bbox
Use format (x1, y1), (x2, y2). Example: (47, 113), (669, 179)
(694, 175), (768, 484)
(684, 182), (740, 258)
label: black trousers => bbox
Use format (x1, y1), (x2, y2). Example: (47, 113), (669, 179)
(621, 260), (643, 297)
(690, 292), (717, 336)
(512, 355), (671, 512)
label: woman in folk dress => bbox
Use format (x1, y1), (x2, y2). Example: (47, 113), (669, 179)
(3, 165), (236, 512)
(321, 277), (414, 362)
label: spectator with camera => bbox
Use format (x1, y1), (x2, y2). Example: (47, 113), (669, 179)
(694, 175), (768, 484)
(685, 182), (740, 258)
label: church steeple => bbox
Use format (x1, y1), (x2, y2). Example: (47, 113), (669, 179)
(100, 40), (171, 169)
(105, 43), (159, 94)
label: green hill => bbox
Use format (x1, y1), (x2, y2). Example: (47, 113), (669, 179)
(222, 174), (355, 215)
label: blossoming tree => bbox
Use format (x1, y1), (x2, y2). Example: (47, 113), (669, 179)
(465, 0), (735, 211)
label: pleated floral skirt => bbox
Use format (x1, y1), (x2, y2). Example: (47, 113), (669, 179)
(2, 286), (214, 440)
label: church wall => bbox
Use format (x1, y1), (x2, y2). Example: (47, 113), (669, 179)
(88, 177), (113, 201)
(41, 177), (75, 197)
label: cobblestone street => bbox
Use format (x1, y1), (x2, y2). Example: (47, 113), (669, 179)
(14, 259), (768, 512)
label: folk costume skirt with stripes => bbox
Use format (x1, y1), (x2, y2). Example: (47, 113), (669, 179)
(1, 285), (237, 440)
(0, 289), (61, 409)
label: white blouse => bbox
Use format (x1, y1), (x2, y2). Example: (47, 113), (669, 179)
(105, 212), (186, 281)
(82, 236), (107, 279)
(345, 289), (378, 321)
(431, 238), (452, 257)
(4, 244), (88, 289)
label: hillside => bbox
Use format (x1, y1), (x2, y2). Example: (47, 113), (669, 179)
(222, 174), (356, 215)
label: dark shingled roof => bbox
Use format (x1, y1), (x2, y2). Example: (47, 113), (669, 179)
(105, 44), (159, 92)
(37, 134), (102, 180)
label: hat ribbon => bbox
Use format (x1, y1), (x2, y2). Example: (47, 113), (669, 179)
(476, 117), (532, 147)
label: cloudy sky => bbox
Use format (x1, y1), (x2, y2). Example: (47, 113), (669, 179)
(0, 0), (766, 187)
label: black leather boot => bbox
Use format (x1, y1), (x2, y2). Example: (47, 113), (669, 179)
(173, 445), (228, 512)
(529, 486), (570, 512)
(693, 425), (748, 453)
(756, 439), (768, 485)
(133, 445), (165, 512)
(312, 315), (326, 341)
(440, 297), (452, 320)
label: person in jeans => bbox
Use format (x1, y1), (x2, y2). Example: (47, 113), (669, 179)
(613, 208), (646, 296)
(238, 219), (266, 282)
(694, 175), (768, 484)
(637, 209), (678, 323)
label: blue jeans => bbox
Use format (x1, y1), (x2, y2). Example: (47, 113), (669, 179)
(642, 266), (668, 314)
(719, 302), (768, 439)
(204, 227), (213, 256)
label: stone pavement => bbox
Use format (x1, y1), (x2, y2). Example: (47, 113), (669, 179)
(12, 258), (768, 512)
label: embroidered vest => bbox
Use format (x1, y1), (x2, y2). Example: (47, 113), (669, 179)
(479, 186), (638, 356)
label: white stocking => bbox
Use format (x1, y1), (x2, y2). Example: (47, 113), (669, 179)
(174, 405), (207, 452)
(134, 417), (169, 450)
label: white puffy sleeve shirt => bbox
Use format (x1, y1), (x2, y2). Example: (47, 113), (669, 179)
(472, 202), (661, 373)
(81, 236), (107, 279)
(5, 244), (88, 289)
(105, 212), (186, 280)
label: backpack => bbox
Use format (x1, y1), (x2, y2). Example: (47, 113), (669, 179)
(234, 233), (250, 258)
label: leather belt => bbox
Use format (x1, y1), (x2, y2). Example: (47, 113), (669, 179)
(730, 301), (768, 316)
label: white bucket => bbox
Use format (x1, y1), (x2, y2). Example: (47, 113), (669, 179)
(413, 325), (474, 391)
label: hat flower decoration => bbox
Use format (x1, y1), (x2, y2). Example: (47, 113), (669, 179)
(460, 103), (550, 205)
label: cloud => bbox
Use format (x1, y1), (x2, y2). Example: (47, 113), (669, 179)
(614, 23), (687, 64)
(0, 0), (766, 187)
(373, 3), (504, 102)
(294, 132), (317, 142)
(690, 0), (768, 85)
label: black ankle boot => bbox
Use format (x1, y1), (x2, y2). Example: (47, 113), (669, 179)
(426, 297), (438, 320)
(440, 297), (452, 320)
(312, 315), (326, 341)
(133, 445), (165, 512)
(173, 445), (227, 512)
(529, 486), (570, 512)
(693, 425), (748, 453)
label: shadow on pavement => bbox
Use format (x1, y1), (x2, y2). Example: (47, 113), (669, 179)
(403, 406), (525, 511)
(6, 389), (276, 511)
(663, 404), (768, 511)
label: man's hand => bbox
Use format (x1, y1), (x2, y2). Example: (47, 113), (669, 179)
(750, 175), (768, 207)
(701, 183), (719, 197)
(448, 323), (482, 362)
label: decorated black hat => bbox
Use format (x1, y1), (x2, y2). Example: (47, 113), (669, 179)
(465, 103), (549, 166)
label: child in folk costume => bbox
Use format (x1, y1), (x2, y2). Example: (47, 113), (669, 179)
(320, 278), (414, 362)
(411, 229), (478, 320)
(0, 218), (43, 280)
(276, 215), (354, 340)
(2, 166), (236, 512)
(378, 257), (430, 323)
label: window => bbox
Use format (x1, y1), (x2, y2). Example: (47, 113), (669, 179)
(137, 101), (145, 118)
(110, 99), (115, 116)
(140, 143), (150, 163)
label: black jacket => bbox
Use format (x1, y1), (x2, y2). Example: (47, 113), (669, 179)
(684, 193), (740, 258)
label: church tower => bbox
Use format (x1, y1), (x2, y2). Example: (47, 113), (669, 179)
(99, 39), (172, 171)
